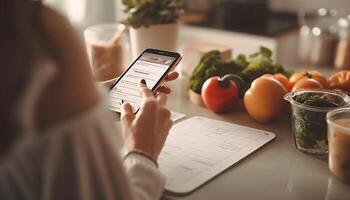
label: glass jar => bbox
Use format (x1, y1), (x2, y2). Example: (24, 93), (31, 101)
(334, 17), (350, 69)
(284, 89), (350, 156)
(327, 108), (350, 184)
(298, 8), (338, 66)
(84, 23), (128, 81)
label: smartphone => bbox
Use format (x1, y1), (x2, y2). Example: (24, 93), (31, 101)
(107, 48), (182, 113)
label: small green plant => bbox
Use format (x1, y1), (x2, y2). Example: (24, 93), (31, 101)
(122, 0), (184, 28)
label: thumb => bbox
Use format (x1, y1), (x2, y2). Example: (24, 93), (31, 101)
(120, 102), (134, 123)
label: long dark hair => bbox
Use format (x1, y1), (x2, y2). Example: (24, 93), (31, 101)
(0, 0), (47, 158)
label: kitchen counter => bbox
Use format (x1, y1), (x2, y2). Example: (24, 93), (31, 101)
(111, 23), (349, 199)
(162, 73), (350, 200)
(177, 25), (299, 69)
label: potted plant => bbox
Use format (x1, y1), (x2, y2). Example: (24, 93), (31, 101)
(122, 0), (184, 58)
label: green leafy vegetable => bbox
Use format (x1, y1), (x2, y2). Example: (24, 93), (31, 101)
(292, 93), (341, 155)
(294, 93), (340, 107)
(122, 0), (184, 28)
(241, 47), (292, 83)
(188, 51), (222, 93)
(188, 46), (292, 94)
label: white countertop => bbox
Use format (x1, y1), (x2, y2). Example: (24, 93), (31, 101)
(112, 25), (349, 199)
(161, 74), (350, 200)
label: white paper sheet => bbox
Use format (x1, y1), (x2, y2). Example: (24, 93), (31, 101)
(170, 111), (186, 122)
(158, 116), (275, 194)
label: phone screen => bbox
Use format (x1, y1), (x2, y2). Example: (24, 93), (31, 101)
(107, 51), (177, 113)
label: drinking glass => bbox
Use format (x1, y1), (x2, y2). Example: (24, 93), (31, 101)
(327, 108), (350, 184)
(84, 23), (127, 81)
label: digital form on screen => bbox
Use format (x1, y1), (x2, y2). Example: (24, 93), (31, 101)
(107, 52), (176, 113)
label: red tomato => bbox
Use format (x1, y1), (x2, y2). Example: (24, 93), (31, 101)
(201, 76), (239, 113)
(291, 78), (323, 91)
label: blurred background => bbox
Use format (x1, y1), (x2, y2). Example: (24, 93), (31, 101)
(44, 0), (350, 32)
(44, 0), (350, 74)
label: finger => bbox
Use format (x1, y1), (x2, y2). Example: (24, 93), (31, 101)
(139, 78), (147, 86)
(160, 120), (173, 143)
(165, 71), (179, 81)
(138, 79), (154, 100)
(167, 120), (173, 132)
(157, 107), (171, 122)
(135, 100), (157, 130)
(139, 87), (154, 101)
(157, 86), (171, 94)
(120, 102), (134, 122)
(156, 93), (167, 107)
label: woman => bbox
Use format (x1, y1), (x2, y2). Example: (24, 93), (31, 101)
(0, 0), (178, 199)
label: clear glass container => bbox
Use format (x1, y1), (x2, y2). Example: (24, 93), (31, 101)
(334, 17), (350, 69)
(284, 89), (350, 156)
(298, 8), (338, 66)
(84, 23), (127, 81)
(327, 108), (350, 184)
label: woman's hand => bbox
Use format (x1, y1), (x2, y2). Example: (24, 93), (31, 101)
(120, 80), (173, 161)
(155, 71), (179, 94)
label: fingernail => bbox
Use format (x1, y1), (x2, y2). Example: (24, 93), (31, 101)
(119, 99), (124, 105)
(140, 79), (147, 85)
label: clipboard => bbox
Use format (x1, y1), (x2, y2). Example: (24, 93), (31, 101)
(158, 116), (275, 194)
